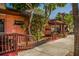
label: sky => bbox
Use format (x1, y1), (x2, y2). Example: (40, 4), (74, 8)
(6, 3), (72, 19)
(49, 4), (72, 19)
(38, 3), (72, 19)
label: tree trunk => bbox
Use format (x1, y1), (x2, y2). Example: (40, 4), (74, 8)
(72, 3), (79, 56)
(28, 10), (34, 35)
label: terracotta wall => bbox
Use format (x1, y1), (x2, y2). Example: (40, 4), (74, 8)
(0, 13), (29, 35)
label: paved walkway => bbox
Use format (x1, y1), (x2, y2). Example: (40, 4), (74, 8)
(18, 35), (74, 56)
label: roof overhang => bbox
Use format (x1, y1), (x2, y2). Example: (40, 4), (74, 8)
(48, 20), (66, 25)
(0, 8), (30, 17)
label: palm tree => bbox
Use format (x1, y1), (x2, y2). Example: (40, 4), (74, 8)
(12, 3), (79, 56)
(44, 3), (66, 20)
(55, 4), (79, 55)
(12, 3), (45, 41)
(25, 4), (40, 36)
(44, 4), (66, 38)
(12, 3), (40, 35)
(72, 3), (79, 56)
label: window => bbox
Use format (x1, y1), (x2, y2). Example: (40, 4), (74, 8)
(14, 20), (24, 25)
(0, 20), (4, 32)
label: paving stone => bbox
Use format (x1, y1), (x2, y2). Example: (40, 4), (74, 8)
(18, 35), (74, 56)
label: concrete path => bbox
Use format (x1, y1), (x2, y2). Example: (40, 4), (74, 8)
(18, 35), (74, 56)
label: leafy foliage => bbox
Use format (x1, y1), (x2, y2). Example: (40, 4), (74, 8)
(31, 14), (45, 40)
(64, 13), (73, 32)
(11, 3), (45, 40)
(44, 3), (66, 19)
(11, 3), (40, 11)
(55, 13), (62, 20)
(11, 3), (67, 40)
(56, 12), (73, 32)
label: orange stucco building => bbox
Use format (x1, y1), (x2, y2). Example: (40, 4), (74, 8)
(0, 8), (31, 55)
(0, 9), (29, 35)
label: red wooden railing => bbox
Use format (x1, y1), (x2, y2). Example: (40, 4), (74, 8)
(0, 33), (50, 55)
(0, 34), (16, 55)
(0, 33), (29, 55)
(0, 33), (31, 55)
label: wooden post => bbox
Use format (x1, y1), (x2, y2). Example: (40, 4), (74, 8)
(13, 33), (18, 55)
(60, 24), (63, 34)
(25, 35), (28, 49)
(1, 35), (3, 53)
